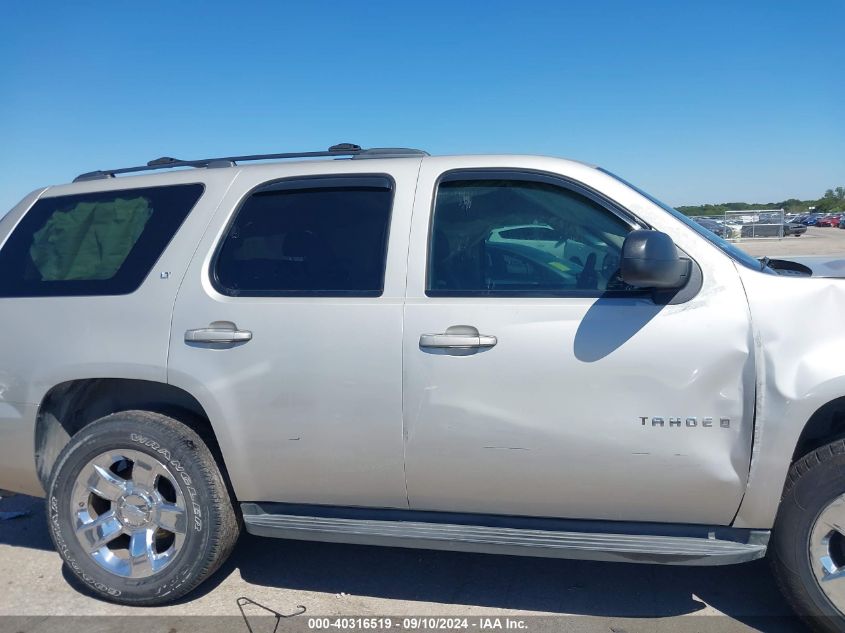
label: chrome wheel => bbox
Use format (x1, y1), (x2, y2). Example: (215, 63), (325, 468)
(810, 494), (845, 611)
(69, 449), (187, 579)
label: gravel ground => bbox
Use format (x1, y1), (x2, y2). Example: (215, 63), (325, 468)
(3, 228), (838, 633)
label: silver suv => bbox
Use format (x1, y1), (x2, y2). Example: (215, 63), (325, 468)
(1, 144), (843, 629)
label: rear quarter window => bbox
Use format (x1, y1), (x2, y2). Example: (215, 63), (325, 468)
(0, 184), (203, 297)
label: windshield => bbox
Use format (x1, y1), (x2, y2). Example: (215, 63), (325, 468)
(598, 168), (769, 272)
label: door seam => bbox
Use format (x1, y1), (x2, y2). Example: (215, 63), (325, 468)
(165, 170), (243, 384)
(400, 158), (425, 510)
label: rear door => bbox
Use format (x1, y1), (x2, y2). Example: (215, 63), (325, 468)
(402, 158), (755, 525)
(168, 159), (421, 507)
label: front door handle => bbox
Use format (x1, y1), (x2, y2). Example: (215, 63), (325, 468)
(186, 321), (252, 344)
(419, 325), (497, 349)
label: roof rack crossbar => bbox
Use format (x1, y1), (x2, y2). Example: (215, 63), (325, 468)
(73, 144), (428, 182)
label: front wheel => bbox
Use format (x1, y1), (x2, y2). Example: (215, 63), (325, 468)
(47, 410), (240, 605)
(772, 439), (845, 632)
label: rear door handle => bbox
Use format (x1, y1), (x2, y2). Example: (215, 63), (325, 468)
(185, 322), (252, 344)
(419, 325), (497, 349)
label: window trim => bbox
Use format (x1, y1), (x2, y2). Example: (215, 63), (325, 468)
(209, 173), (396, 298)
(424, 168), (650, 299)
(0, 183), (205, 298)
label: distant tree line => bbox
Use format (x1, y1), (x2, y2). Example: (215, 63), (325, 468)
(677, 186), (845, 216)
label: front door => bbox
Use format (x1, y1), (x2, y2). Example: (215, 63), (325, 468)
(402, 160), (755, 525)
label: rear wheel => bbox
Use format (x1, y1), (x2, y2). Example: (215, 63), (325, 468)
(47, 410), (239, 605)
(772, 439), (845, 632)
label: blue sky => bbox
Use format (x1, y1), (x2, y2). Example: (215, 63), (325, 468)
(1, 0), (842, 212)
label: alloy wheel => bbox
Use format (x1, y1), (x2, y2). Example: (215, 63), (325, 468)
(69, 449), (187, 578)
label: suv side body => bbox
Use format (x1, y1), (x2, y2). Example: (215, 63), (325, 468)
(6, 150), (845, 625)
(0, 154), (835, 529)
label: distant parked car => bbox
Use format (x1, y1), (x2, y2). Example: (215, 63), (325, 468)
(803, 213), (824, 226)
(487, 224), (564, 255)
(838, 216), (845, 229)
(816, 215), (841, 228)
(693, 217), (728, 238)
(785, 222), (807, 236)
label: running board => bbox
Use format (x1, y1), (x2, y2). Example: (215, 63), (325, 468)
(241, 503), (768, 566)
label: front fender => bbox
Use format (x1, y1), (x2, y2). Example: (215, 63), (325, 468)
(734, 270), (845, 528)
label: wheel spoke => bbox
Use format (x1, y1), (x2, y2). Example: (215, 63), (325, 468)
(128, 530), (156, 577)
(156, 503), (187, 534)
(131, 455), (163, 489)
(810, 493), (845, 612)
(85, 463), (127, 501)
(816, 558), (845, 608)
(820, 496), (845, 535)
(76, 511), (123, 553)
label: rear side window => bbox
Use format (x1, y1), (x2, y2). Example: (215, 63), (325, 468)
(213, 175), (394, 297)
(0, 184), (203, 297)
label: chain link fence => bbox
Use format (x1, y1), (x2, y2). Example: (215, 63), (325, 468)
(692, 209), (786, 241)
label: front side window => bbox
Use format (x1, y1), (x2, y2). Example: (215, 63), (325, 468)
(0, 184), (203, 297)
(214, 176), (394, 297)
(428, 173), (637, 296)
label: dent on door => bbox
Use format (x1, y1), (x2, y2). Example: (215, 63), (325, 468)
(403, 287), (755, 525)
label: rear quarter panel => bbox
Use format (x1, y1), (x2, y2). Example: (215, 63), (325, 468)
(0, 172), (238, 495)
(0, 188), (48, 494)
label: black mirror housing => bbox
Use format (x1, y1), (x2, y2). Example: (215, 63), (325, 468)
(621, 230), (690, 289)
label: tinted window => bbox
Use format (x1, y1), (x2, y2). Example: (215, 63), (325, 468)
(428, 175), (636, 296)
(0, 184), (203, 297)
(214, 176), (394, 296)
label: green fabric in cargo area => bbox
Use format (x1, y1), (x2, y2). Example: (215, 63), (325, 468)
(28, 197), (153, 281)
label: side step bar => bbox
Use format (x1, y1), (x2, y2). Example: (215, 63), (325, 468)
(241, 503), (768, 566)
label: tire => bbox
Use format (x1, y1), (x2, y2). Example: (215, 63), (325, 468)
(46, 410), (240, 605)
(771, 439), (845, 632)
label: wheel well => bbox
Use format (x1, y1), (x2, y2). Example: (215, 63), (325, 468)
(35, 379), (232, 495)
(793, 396), (845, 461)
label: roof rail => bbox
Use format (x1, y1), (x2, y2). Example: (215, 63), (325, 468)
(73, 143), (428, 182)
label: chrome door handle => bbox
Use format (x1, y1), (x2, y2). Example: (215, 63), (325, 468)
(419, 325), (497, 349)
(185, 323), (252, 344)
(419, 334), (498, 348)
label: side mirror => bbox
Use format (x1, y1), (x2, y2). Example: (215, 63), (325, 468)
(621, 230), (690, 289)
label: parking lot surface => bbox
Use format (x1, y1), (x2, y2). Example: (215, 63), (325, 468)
(0, 494), (804, 633)
(4, 228), (843, 633)
(738, 225), (845, 258)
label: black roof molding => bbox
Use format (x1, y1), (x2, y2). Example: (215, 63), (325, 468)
(73, 144), (428, 182)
